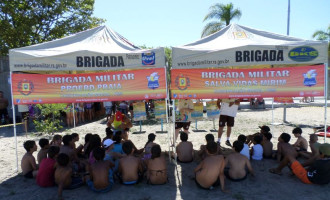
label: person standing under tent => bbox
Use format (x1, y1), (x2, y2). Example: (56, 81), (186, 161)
(174, 99), (194, 144)
(217, 98), (240, 147)
(103, 101), (113, 121)
(18, 104), (30, 132)
(0, 91), (9, 125)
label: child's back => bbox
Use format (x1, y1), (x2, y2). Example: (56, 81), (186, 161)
(176, 132), (193, 162)
(36, 146), (59, 187)
(21, 140), (38, 178)
(251, 135), (263, 160)
(147, 145), (167, 185)
(262, 132), (273, 158)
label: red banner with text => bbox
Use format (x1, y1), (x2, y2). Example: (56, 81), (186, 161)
(170, 65), (324, 99)
(13, 68), (167, 105)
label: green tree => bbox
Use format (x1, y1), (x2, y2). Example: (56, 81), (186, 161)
(312, 24), (330, 50)
(0, 0), (105, 55)
(201, 2), (242, 37)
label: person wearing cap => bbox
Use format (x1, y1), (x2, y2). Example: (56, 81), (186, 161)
(270, 143), (330, 185)
(107, 111), (132, 134)
(216, 98), (240, 147)
(292, 127), (308, 152)
(104, 139), (122, 172)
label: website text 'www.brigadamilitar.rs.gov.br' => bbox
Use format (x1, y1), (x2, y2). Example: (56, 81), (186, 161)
(13, 63), (68, 69)
(177, 59), (229, 67)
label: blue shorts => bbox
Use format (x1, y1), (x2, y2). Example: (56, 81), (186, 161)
(87, 169), (114, 193)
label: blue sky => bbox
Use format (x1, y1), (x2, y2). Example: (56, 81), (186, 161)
(94, 0), (329, 48)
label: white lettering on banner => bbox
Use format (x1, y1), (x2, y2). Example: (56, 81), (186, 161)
(48, 76), (93, 84)
(95, 74), (134, 82)
(97, 84), (122, 90)
(60, 85), (95, 91)
(202, 72), (245, 79)
(248, 70), (290, 78)
(205, 81), (231, 87)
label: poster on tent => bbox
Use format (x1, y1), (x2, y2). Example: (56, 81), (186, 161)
(154, 100), (166, 119)
(12, 68), (167, 105)
(206, 101), (220, 119)
(191, 102), (203, 120)
(133, 101), (147, 121)
(170, 65), (324, 99)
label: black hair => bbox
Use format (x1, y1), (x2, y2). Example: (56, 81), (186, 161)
(233, 140), (244, 152)
(113, 133), (122, 144)
(51, 135), (62, 144)
(85, 133), (93, 143)
(122, 141), (133, 155)
(264, 132), (272, 141)
(238, 135), (247, 143)
(180, 132), (188, 142)
(85, 134), (101, 156)
(205, 134), (214, 143)
(151, 144), (161, 159)
(280, 133), (291, 143)
(23, 140), (36, 152)
(145, 133), (156, 148)
(47, 146), (60, 159)
(39, 138), (49, 148)
(71, 133), (79, 139)
(62, 135), (73, 146)
(93, 147), (105, 161)
(292, 127), (302, 135)
(254, 135), (262, 144)
(57, 153), (69, 167)
(206, 141), (217, 154)
(105, 127), (113, 138)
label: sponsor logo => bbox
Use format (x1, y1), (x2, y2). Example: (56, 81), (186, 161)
(17, 80), (34, 96)
(288, 46), (318, 62)
(175, 74), (190, 90)
(16, 99), (21, 104)
(233, 31), (248, 39)
(303, 69), (317, 87)
(236, 50), (284, 62)
(76, 56), (124, 67)
(173, 94), (177, 98)
(146, 72), (160, 89)
(142, 52), (155, 65)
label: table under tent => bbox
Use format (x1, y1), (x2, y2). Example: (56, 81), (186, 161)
(170, 24), (328, 158)
(9, 25), (168, 170)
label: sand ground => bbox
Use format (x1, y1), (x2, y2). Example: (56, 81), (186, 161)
(1, 104), (330, 200)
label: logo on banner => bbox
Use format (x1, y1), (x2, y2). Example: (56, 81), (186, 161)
(147, 72), (160, 89)
(142, 52), (155, 65)
(175, 74), (190, 90)
(233, 31), (248, 39)
(303, 69), (317, 87)
(17, 80), (34, 96)
(288, 46), (318, 62)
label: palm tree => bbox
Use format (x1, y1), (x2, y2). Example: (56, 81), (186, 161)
(312, 25), (330, 51)
(201, 3), (242, 38)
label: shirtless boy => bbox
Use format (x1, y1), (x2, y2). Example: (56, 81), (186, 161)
(175, 132), (194, 163)
(59, 135), (78, 162)
(146, 145), (167, 185)
(292, 127), (308, 152)
(55, 153), (84, 200)
(87, 147), (114, 192)
(198, 134), (221, 160)
(301, 134), (322, 167)
(118, 141), (144, 185)
(21, 140), (38, 178)
(36, 146), (60, 187)
(262, 132), (273, 158)
(37, 138), (50, 164)
(225, 141), (254, 181)
(194, 141), (226, 191)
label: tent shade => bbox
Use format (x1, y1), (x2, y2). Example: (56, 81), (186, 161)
(9, 26), (165, 71)
(172, 24), (328, 69)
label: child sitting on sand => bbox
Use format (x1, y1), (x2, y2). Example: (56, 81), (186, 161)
(71, 133), (83, 154)
(36, 146), (60, 187)
(118, 141), (144, 185)
(104, 139), (123, 172)
(144, 133), (157, 160)
(301, 134), (321, 167)
(146, 145), (168, 185)
(55, 153), (84, 200)
(175, 132), (194, 163)
(102, 127), (113, 144)
(37, 138), (50, 164)
(59, 135), (78, 162)
(262, 132), (273, 158)
(194, 141), (226, 191)
(250, 135), (263, 160)
(238, 135), (250, 160)
(292, 127), (308, 152)
(225, 141), (254, 181)
(198, 134), (221, 161)
(21, 140), (38, 178)
(87, 147), (114, 192)
(50, 135), (62, 146)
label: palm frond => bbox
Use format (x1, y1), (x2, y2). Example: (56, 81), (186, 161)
(201, 21), (224, 38)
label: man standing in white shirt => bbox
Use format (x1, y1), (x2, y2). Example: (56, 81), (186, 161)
(217, 98), (240, 147)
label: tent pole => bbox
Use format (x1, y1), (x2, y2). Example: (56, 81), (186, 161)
(172, 99), (177, 164)
(72, 103), (76, 128)
(10, 72), (18, 172)
(272, 98), (274, 136)
(324, 63), (328, 143)
(165, 66), (169, 124)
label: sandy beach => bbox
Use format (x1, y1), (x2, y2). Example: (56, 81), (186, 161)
(1, 103), (330, 200)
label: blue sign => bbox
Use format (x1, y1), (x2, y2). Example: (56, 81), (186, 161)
(288, 46), (318, 62)
(142, 52), (155, 65)
(147, 72), (160, 89)
(303, 69), (317, 87)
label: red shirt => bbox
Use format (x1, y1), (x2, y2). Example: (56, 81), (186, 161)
(36, 158), (56, 187)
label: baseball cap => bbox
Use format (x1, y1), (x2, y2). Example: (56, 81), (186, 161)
(259, 125), (270, 133)
(319, 143), (330, 156)
(103, 139), (114, 148)
(115, 111), (123, 121)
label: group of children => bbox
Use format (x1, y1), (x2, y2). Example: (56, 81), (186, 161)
(21, 125), (330, 198)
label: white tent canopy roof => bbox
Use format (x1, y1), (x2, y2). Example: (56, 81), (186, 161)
(10, 25), (165, 71)
(172, 24), (328, 68)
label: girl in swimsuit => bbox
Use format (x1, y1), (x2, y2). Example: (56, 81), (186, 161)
(146, 145), (168, 185)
